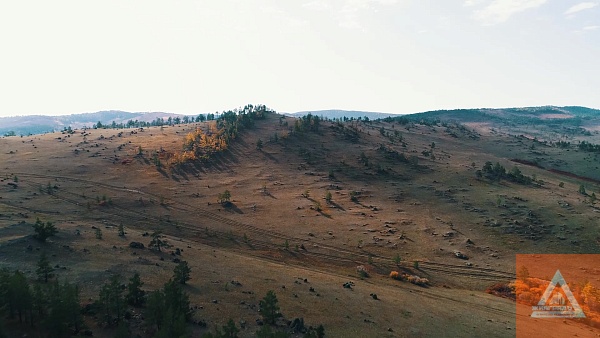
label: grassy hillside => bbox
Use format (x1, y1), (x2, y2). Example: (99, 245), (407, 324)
(1, 108), (599, 337)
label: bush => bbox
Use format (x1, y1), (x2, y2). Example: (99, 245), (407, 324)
(95, 228), (103, 240)
(218, 190), (232, 205)
(390, 271), (429, 285)
(324, 191), (332, 203)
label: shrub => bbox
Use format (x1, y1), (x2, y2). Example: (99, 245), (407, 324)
(390, 271), (428, 285)
(357, 265), (369, 278)
(95, 228), (103, 240)
(218, 190), (231, 205)
(324, 191), (332, 203)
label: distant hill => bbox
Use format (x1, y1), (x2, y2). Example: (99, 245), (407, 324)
(286, 110), (399, 120)
(406, 106), (600, 124)
(3, 105), (599, 137)
(0, 111), (190, 136)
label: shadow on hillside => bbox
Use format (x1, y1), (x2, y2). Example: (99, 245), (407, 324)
(224, 203), (244, 214)
(260, 150), (278, 163)
(156, 167), (169, 178)
(135, 155), (150, 165)
(328, 201), (345, 211)
(262, 191), (277, 199)
(202, 151), (240, 173)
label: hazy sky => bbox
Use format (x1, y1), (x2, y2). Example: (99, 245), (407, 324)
(0, 0), (598, 117)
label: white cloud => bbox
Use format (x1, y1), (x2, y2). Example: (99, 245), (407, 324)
(583, 25), (600, 30)
(564, 2), (598, 16)
(303, 0), (398, 29)
(473, 0), (548, 25)
(303, 0), (331, 11)
(464, 0), (484, 6)
(337, 0), (398, 28)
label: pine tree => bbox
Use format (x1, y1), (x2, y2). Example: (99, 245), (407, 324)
(36, 252), (54, 283)
(126, 272), (145, 306)
(0, 317), (6, 338)
(44, 291), (70, 337)
(173, 261), (192, 285)
(115, 320), (130, 338)
(32, 218), (58, 242)
(149, 231), (165, 251)
(8, 271), (32, 324)
(222, 318), (240, 337)
(259, 290), (281, 325)
(145, 290), (165, 331)
(99, 275), (125, 325)
(32, 283), (47, 324)
(0, 269), (10, 319)
(255, 324), (290, 338)
(62, 282), (83, 334)
(163, 279), (192, 322)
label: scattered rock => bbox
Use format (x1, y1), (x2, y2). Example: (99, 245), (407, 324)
(454, 251), (468, 260)
(129, 242), (145, 249)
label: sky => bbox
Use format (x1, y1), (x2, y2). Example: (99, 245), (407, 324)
(0, 0), (598, 117)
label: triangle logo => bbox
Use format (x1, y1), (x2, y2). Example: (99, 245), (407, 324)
(531, 270), (586, 318)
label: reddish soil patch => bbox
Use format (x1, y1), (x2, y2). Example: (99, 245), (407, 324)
(547, 168), (600, 185)
(510, 158), (543, 169)
(511, 158), (600, 184)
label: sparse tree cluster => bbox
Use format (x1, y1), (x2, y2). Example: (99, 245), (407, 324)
(293, 113), (321, 133)
(476, 162), (532, 185)
(578, 140), (600, 152)
(0, 268), (83, 336)
(166, 105), (272, 168)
